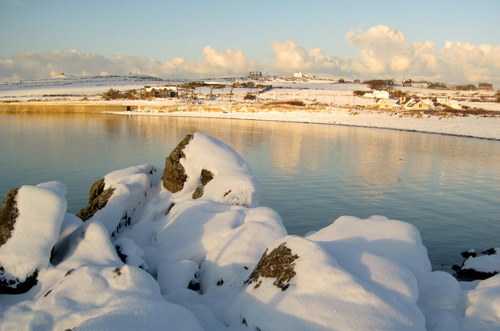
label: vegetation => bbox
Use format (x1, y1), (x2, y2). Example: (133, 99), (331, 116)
(456, 84), (477, 91)
(266, 100), (305, 107)
(243, 93), (257, 100)
(363, 79), (394, 90)
(102, 88), (122, 100)
(180, 81), (207, 89)
(102, 88), (138, 100)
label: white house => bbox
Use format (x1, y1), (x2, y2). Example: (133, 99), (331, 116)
(363, 90), (389, 99)
(293, 72), (304, 78)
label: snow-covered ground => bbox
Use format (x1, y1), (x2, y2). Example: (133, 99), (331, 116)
(1, 75), (499, 140)
(1, 133), (499, 330)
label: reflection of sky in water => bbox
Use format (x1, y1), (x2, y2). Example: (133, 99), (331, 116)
(0, 113), (498, 270)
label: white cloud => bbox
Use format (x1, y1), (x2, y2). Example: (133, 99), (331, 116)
(1, 26), (499, 85)
(346, 25), (500, 83)
(269, 40), (342, 74)
(0, 47), (254, 80)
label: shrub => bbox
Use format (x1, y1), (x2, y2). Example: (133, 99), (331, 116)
(244, 93), (257, 100)
(102, 88), (121, 100)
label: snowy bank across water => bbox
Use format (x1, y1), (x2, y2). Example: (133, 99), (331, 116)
(1, 133), (499, 330)
(119, 107), (500, 140)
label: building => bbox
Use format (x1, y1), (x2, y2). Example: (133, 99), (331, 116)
(141, 86), (178, 98)
(248, 71), (263, 79)
(363, 90), (390, 99)
(293, 71), (303, 78)
(478, 83), (493, 90)
(398, 98), (432, 111)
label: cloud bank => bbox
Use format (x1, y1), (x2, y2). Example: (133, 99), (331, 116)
(1, 25), (499, 85)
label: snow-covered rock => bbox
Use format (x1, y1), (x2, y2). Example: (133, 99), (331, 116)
(0, 183), (66, 294)
(1, 133), (500, 330)
(163, 132), (259, 207)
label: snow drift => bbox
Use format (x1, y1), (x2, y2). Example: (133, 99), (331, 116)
(0, 132), (499, 330)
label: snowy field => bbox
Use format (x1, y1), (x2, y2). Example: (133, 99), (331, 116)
(1, 75), (499, 140)
(1, 133), (499, 330)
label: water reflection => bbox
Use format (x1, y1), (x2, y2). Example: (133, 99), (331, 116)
(0, 113), (498, 269)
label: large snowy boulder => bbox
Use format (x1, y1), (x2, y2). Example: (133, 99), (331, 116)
(0, 219), (203, 331)
(230, 235), (427, 330)
(162, 133), (259, 207)
(0, 182), (66, 294)
(77, 164), (161, 238)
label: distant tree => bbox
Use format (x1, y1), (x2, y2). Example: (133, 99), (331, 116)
(338, 78), (345, 83)
(102, 88), (121, 100)
(364, 79), (387, 90)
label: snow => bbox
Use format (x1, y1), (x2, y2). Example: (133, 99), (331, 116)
(0, 183), (66, 282)
(462, 249), (500, 274)
(1, 132), (500, 330)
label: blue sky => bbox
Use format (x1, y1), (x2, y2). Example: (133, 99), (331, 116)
(1, 0), (499, 83)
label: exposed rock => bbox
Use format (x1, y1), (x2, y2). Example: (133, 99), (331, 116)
(0, 188), (19, 246)
(460, 249), (477, 259)
(192, 169), (214, 199)
(0, 267), (38, 294)
(162, 134), (193, 193)
(453, 247), (499, 281)
(76, 178), (115, 221)
(452, 265), (496, 281)
(246, 242), (299, 291)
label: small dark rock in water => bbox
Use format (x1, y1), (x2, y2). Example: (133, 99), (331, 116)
(162, 134), (193, 193)
(460, 249), (477, 259)
(76, 178), (115, 221)
(452, 265), (496, 281)
(246, 242), (299, 291)
(192, 169), (214, 199)
(0, 188), (19, 246)
(482, 248), (497, 255)
(453, 247), (499, 281)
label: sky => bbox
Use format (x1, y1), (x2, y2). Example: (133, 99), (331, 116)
(1, 0), (499, 85)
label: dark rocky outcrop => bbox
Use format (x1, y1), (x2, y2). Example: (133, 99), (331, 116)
(192, 169), (214, 199)
(76, 178), (115, 221)
(246, 242), (299, 291)
(0, 188), (19, 246)
(0, 267), (38, 294)
(162, 134), (193, 193)
(453, 247), (499, 281)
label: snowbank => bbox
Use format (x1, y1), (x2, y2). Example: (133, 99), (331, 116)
(1, 133), (499, 330)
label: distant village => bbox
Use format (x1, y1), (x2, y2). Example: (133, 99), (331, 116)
(95, 71), (500, 113)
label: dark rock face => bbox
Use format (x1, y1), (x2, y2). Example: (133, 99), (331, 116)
(162, 134), (193, 193)
(192, 169), (214, 199)
(246, 242), (299, 291)
(76, 178), (115, 221)
(452, 265), (496, 281)
(0, 188), (19, 246)
(0, 267), (38, 294)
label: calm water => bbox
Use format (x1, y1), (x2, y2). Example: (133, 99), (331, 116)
(1, 113), (499, 270)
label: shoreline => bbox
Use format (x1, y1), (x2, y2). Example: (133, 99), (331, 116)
(1, 101), (499, 140)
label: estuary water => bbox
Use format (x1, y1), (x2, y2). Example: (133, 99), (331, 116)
(0, 113), (499, 270)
